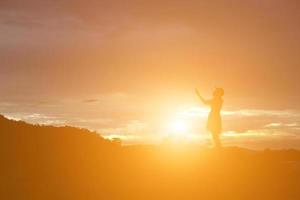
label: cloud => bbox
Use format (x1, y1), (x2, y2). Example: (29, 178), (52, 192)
(82, 99), (98, 103)
(264, 123), (283, 128)
(4, 112), (66, 125)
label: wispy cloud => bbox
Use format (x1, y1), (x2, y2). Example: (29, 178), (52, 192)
(82, 99), (98, 103)
(4, 112), (66, 125)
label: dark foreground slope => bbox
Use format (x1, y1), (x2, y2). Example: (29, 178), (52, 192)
(1, 115), (300, 200)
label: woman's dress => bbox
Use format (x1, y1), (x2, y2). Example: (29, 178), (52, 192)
(206, 97), (223, 134)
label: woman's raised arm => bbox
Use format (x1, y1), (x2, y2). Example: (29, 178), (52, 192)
(195, 88), (210, 105)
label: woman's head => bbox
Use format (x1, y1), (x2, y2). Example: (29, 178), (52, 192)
(213, 88), (224, 97)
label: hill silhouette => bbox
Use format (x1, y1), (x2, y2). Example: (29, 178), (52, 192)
(1, 115), (300, 200)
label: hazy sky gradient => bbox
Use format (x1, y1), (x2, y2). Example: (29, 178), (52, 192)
(1, 0), (300, 148)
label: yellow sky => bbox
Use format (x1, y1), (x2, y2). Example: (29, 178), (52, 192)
(1, 0), (300, 148)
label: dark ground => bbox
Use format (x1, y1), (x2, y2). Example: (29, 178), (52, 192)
(1, 115), (300, 200)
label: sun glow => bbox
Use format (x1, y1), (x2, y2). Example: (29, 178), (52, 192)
(168, 119), (188, 134)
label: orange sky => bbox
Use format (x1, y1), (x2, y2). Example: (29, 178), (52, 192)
(1, 0), (300, 148)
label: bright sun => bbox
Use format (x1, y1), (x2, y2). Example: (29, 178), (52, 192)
(168, 119), (188, 134)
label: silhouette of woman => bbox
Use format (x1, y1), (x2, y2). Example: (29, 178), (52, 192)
(195, 88), (224, 149)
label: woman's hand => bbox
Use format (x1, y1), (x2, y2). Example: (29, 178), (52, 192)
(195, 88), (201, 98)
(195, 88), (208, 104)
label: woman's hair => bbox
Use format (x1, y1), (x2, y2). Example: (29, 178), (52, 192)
(213, 88), (224, 97)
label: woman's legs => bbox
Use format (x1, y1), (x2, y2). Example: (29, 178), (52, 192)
(212, 132), (221, 149)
